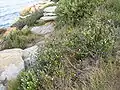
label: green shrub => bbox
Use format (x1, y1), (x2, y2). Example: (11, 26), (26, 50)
(8, 79), (20, 90)
(18, 70), (38, 90)
(12, 10), (43, 29)
(18, 18), (115, 89)
(3, 29), (39, 49)
(56, 0), (104, 28)
(16, 0), (120, 90)
(105, 0), (120, 13)
(105, 0), (120, 27)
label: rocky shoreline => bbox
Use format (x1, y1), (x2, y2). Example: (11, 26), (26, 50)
(0, 0), (56, 35)
(0, 0), (57, 88)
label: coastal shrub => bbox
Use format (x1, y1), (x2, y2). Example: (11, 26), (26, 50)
(18, 17), (116, 90)
(12, 10), (43, 29)
(3, 29), (39, 49)
(8, 79), (20, 90)
(105, 0), (120, 27)
(56, 0), (104, 28)
(16, 0), (120, 90)
(25, 11), (43, 26)
(18, 70), (39, 90)
(105, 0), (120, 13)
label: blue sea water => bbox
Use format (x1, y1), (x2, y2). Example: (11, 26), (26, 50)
(0, 0), (44, 28)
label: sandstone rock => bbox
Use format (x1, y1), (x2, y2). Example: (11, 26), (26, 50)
(20, 1), (55, 16)
(40, 16), (57, 21)
(20, 6), (31, 16)
(31, 22), (54, 35)
(44, 6), (57, 13)
(0, 49), (24, 80)
(4, 27), (16, 36)
(30, 5), (38, 14)
(20, 5), (38, 16)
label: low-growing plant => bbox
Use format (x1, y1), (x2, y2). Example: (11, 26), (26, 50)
(12, 10), (43, 29)
(18, 70), (39, 90)
(56, 0), (104, 28)
(15, 0), (120, 90)
(18, 18), (116, 89)
(8, 79), (20, 90)
(2, 29), (39, 49)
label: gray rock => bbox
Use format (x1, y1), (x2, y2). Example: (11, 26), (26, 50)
(40, 16), (57, 21)
(0, 49), (24, 80)
(23, 45), (39, 69)
(43, 12), (56, 16)
(44, 6), (57, 13)
(31, 23), (54, 35)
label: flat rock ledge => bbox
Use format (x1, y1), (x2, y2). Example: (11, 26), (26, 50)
(31, 22), (55, 35)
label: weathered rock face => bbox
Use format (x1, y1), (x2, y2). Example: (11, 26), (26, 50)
(0, 49), (24, 80)
(31, 22), (54, 35)
(23, 45), (39, 69)
(0, 45), (42, 81)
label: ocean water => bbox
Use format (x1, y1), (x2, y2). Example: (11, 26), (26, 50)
(0, 0), (45, 28)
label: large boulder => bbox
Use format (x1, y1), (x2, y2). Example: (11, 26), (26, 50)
(23, 45), (39, 69)
(31, 22), (55, 35)
(0, 49), (24, 80)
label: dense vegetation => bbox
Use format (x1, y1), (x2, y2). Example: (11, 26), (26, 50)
(1, 29), (40, 50)
(10, 0), (120, 90)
